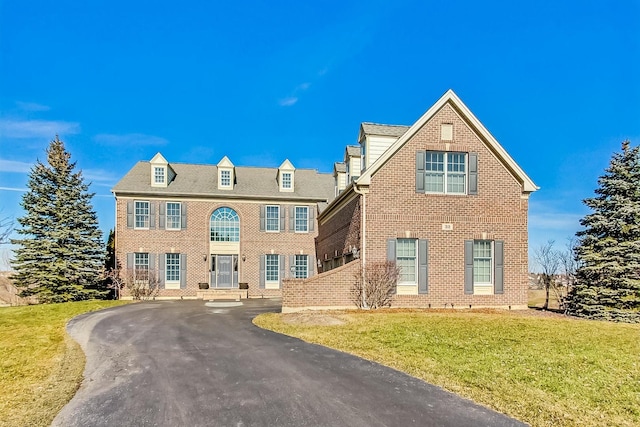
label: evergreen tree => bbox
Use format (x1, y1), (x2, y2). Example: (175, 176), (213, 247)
(566, 141), (640, 322)
(11, 136), (106, 302)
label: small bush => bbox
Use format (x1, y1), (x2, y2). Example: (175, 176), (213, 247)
(352, 261), (400, 309)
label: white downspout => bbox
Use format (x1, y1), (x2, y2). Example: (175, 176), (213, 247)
(353, 184), (367, 309)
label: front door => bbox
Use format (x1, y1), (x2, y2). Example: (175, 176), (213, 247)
(210, 255), (239, 288)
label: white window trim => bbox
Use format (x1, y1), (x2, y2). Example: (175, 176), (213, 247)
(165, 253), (180, 289)
(218, 168), (233, 189)
(294, 206), (309, 233)
(265, 205), (280, 233)
(134, 252), (149, 284)
(154, 166), (166, 185)
(295, 255), (308, 279)
(473, 240), (494, 294)
(396, 238), (417, 285)
(165, 202), (181, 231)
(134, 201), (150, 230)
(425, 151), (467, 195)
(265, 254), (280, 289)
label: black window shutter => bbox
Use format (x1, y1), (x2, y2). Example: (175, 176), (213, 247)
(149, 203), (156, 229)
(159, 202), (166, 229)
(180, 254), (187, 289)
(416, 151), (425, 193)
(259, 205), (265, 231)
(494, 241), (504, 294)
(126, 201), (134, 228)
(259, 255), (265, 289)
(468, 153), (478, 195)
(464, 240), (474, 294)
(418, 239), (428, 294)
(181, 202), (187, 229)
(279, 205), (285, 231)
(158, 254), (165, 289)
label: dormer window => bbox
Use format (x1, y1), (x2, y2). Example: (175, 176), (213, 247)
(220, 170), (231, 187)
(149, 152), (174, 188)
(278, 159), (295, 192)
(282, 173), (291, 189)
(217, 156), (235, 190)
(154, 167), (165, 185)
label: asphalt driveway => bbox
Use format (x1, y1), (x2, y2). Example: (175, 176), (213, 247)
(53, 299), (526, 427)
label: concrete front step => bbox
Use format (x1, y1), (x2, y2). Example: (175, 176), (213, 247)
(197, 289), (248, 301)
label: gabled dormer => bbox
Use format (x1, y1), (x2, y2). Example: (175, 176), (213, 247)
(345, 145), (361, 182)
(150, 152), (175, 187)
(358, 123), (410, 171)
(278, 159), (295, 192)
(333, 162), (347, 195)
(217, 156), (235, 190)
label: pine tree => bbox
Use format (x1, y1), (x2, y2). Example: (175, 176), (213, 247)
(566, 141), (640, 322)
(11, 136), (106, 302)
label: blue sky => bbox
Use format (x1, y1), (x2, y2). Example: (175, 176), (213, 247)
(1, 0), (639, 269)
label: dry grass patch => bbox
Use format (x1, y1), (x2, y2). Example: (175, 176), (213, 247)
(254, 309), (640, 427)
(0, 300), (129, 427)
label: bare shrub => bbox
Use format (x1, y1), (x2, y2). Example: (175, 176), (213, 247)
(352, 261), (400, 309)
(122, 268), (160, 300)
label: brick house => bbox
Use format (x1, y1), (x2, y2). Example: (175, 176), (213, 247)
(112, 156), (334, 299)
(284, 89), (537, 311)
(113, 89), (537, 308)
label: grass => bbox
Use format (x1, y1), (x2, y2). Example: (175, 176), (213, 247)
(254, 310), (640, 427)
(0, 300), (129, 427)
(528, 288), (563, 310)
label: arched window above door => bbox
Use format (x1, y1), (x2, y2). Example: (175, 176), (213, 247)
(210, 207), (239, 242)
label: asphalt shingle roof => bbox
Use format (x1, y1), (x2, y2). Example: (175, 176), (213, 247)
(361, 122), (410, 137)
(112, 162), (336, 205)
(345, 145), (361, 157)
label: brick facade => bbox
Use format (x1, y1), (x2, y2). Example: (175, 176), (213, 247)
(115, 91), (535, 308)
(116, 198), (319, 299)
(283, 99), (533, 311)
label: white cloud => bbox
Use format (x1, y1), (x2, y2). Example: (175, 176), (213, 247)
(0, 118), (80, 139)
(0, 186), (27, 192)
(278, 97), (298, 107)
(15, 101), (50, 112)
(83, 168), (119, 184)
(0, 159), (32, 173)
(93, 133), (169, 146)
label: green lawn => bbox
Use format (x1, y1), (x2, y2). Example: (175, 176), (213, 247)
(0, 300), (129, 427)
(254, 310), (640, 427)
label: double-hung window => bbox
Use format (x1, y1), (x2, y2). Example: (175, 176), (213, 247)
(165, 253), (180, 288)
(220, 170), (231, 187)
(135, 201), (150, 229)
(134, 253), (149, 282)
(425, 152), (466, 194)
(473, 240), (492, 285)
(265, 254), (279, 288)
(465, 239), (503, 295)
(266, 205), (279, 232)
(396, 239), (417, 284)
(294, 255), (308, 278)
(166, 202), (181, 230)
(295, 206), (308, 232)
(154, 167), (165, 185)
(282, 172), (292, 189)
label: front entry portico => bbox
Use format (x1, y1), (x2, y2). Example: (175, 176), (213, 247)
(210, 254), (239, 288)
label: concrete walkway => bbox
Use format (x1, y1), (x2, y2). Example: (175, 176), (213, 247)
(53, 299), (526, 427)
